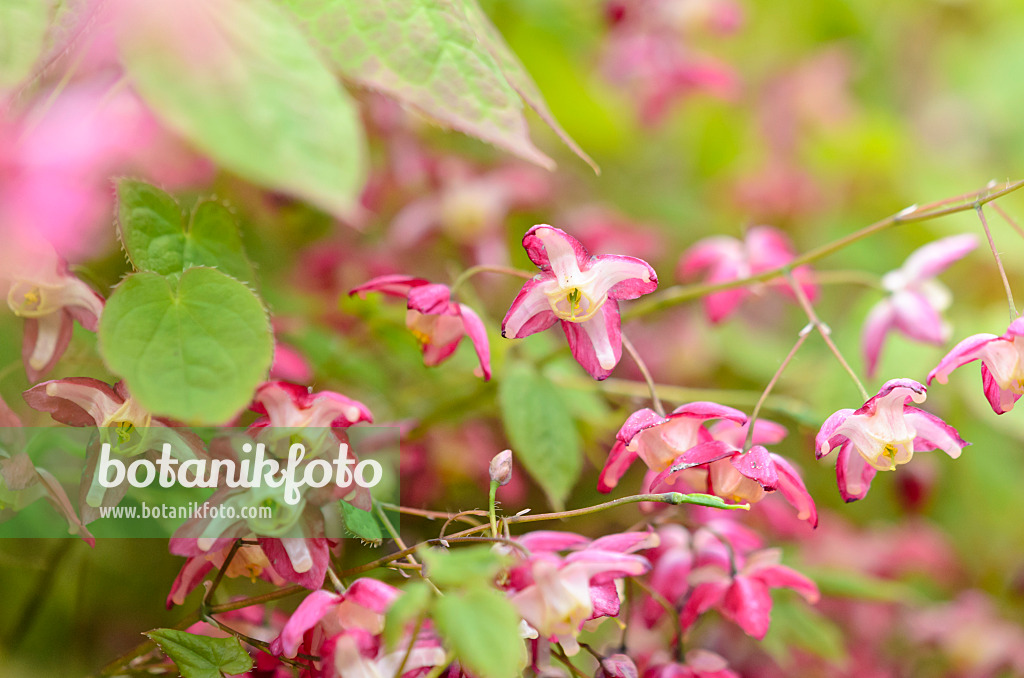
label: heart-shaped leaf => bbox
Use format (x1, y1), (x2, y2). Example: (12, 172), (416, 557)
(145, 628), (253, 678)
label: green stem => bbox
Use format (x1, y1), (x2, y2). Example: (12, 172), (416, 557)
(488, 480), (499, 538)
(7, 539), (75, 649)
(625, 178), (1024, 319)
(622, 333), (666, 416)
(451, 265), (534, 293)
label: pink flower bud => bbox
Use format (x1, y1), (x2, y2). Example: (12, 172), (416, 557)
(489, 449), (513, 486)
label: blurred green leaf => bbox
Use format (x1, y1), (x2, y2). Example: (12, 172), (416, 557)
(116, 179), (256, 285)
(760, 594), (847, 666)
(432, 585), (524, 678)
(420, 544), (508, 590)
(145, 628), (253, 678)
(0, 0), (53, 90)
(99, 268), (272, 425)
(278, 0), (594, 171)
(115, 0), (366, 217)
(499, 361), (582, 509)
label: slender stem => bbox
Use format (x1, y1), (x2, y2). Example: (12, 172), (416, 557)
(439, 509), (491, 539)
(208, 585), (306, 614)
(622, 333), (665, 416)
(488, 481), (499, 538)
(91, 613), (200, 677)
(811, 269), (883, 288)
(631, 576), (685, 655)
(551, 644), (591, 678)
(626, 179), (1024, 319)
(377, 502), (484, 525)
(392, 614), (426, 678)
(743, 330), (809, 452)
(451, 264), (534, 293)
(977, 205), (1017, 319)
(376, 501), (420, 572)
(7, 539), (75, 649)
(786, 270), (870, 401)
(548, 373), (817, 426)
(992, 203), (1024, 241)
(201, 613), (314, 668)
(202, 539), (242, 609)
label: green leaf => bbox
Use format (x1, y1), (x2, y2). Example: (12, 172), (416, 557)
(116, 179), (257, 285)
(277, 0), (595, 172)
(145, 628), (253, 678)
(0, 0), (53, 90)
(383, 581), (433, 651)
(339, 500), (383, 544)
(805, 568), (923, 603)
(419, 545), (508, 590)
(498, 361), (581, 509)
(760, 595), (847, 666)
(432, 585), (524, 678)
(115, 0), (366, 217)
(99, 268), (273, 425)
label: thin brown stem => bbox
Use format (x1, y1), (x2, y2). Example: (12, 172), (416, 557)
(377, 502), (484, 525)
(202, 539), (242, 609)
(743, 330), (809, 452)
(786, 270), (870, 401)
(977, 205), (1017, 319)
(550, 644), (591, 678)
(626, 179), (1024, 319)
(208, 585), (306, 614)
(622, 333), (665, 416)
(992, 203), (1024, 241)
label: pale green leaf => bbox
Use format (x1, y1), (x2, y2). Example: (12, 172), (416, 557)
(339, 500), (383, 544)
(432, 585), (524, 678)
(0, 0), (54, 91)
(115, 0), (366, 217)
(383, 581), (433, 650)
(419, 545), (509, 590)
(99, 268), (273, 425)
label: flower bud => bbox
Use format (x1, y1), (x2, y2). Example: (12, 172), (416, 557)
(489, 449), (513, 486)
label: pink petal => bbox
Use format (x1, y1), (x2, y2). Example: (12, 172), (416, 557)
(522, 224), (591, 275)
(815, 408), (853, 459)
(457, 303), (491, 380)
(679, 580), (728, 630)
(891, 289), (948, 344)
(745, 226), (797, 273)
(927, 332), (999, 385)
(677, 237), (742, 278)
(588, 580), (621, 619)
(904, 407), (969, 458)
(861, 299), (895, 378)
(649, 440), (734, 493)
(564, 550), (651, 583)
(598, 440), (639, 493)
(23, 377), (122, 427)
(751, 564), (820, 603)
(590, 254), (658, 301)
(617, 408), (668, 445)
(35, 467), (95, 546)
(258, 537), (329, 590)
(407, 284), (454, 315)
(900, 233), (977, 281)
(731, 445), (778, 489)
(273, 589), (342, 657)
(166, 557), (214, 609)
(516, 531), (591, 553)
(23, 312), (74, 381)
(501, 277), (558, 339)
(345, 578), (402, 614)
(561, 301), (622, 380)
(722, 576), (773, 639)
(982, 363), (1021, 414)
(836, 442), (877, 502)
(769, 454), (818, 527)
(703, 287), (748, 324)
(348, 274), (429, 299)
(855, 378), (927, 416)
(588, 531), (659, 554)
(670, 401), (748, 424)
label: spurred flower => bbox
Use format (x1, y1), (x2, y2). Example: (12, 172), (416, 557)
(4, 245), (104, 381)
(862, 234), (976, 377)
(816, 379), (968, 501)
(502, 225), (658, 380)
(677, 225), (817, 323)
(928, 317), (1024, 414)
(350, 275), (491, 380)
(249, 381), (372, 430)
(598, 402), (747, 492)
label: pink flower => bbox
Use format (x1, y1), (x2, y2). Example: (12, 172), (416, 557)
(677, 226), (817, 323)
(598, 402), (747, 492)
(502, 225), (658, 380)
(4, 244), (104, 381)
(680, 534), (819, 639)
(249, 381), (372, 430)
(350, 275), (491, 380)
(645, 650), (741, 678)
(862, 234), (976, 377)
(928, 317), (1024, 414)
(816, 379), (968, 501)
(506, 531), (656, 656)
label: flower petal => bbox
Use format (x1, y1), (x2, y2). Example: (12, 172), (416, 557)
(927, 332), (999, 385)
(899, 233), (977, 281)
(731, 445), (778, 489)
(348, 274), (430, 299)
(458, 303), (492, 380)
(598, 440), (639, 493)
(589, 254), (658, 301)
(722, 576), (773, 639)
(815, 408), (853, 459)
(982, 362), (1022, 414)
(272, 589), (342, 658)
(523, 225), (590, 279)
(891, 288), (949, 345)
(561, 302), (621, 380)
(861, 299), (895, 378)
(904, 406), (969, 458)
(769, 454), (818, 527)
(501, 277), (558, 339)
(836, 442), (877, 502)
